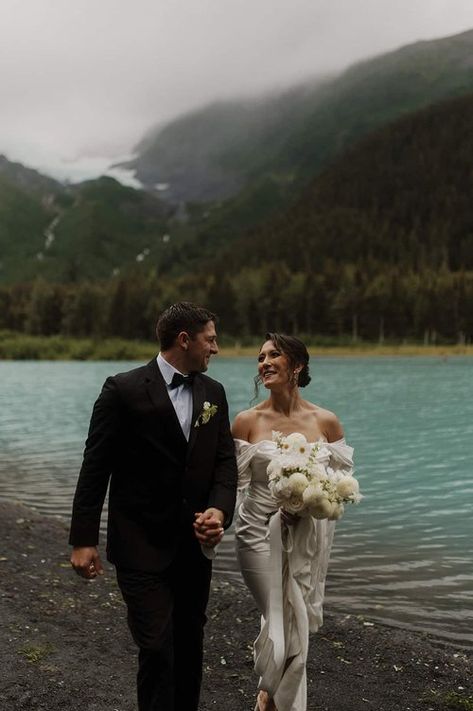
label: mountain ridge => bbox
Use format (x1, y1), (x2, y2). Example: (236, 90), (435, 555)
(2, 90), (473, 342)
(123, 27), (473, 209)
(0, 154), (63, 198)
(0, 159), (172, 284)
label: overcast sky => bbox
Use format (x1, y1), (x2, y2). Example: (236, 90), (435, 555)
(1, 0), (473, 183)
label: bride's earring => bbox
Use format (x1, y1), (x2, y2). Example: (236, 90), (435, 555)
(291, 370), (299, 386)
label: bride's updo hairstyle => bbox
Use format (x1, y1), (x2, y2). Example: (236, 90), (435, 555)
(254, 333), (311, 398)
(265, 332), (311, 388)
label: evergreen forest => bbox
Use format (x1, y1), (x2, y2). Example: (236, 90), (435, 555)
(2, 30), (473, 347)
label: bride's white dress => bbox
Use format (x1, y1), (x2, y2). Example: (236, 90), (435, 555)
(234, 438), (354, 711)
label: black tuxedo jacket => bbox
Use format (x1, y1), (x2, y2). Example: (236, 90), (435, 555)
(69, 358), (238, 571)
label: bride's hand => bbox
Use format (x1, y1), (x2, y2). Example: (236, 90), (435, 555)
(193, 508), (225, 547)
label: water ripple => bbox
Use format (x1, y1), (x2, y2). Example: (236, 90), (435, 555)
(1, 358), (472, 646)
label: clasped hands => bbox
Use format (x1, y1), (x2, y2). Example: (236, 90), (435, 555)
(193, 507), (225, 548)
(71, 506), (225, 580)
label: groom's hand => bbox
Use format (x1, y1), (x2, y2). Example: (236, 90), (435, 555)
(70, 546), (104, 579)
(193, 508), (224, 548)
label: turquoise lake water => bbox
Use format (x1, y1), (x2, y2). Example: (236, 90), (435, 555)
(0, 357), (472, 645)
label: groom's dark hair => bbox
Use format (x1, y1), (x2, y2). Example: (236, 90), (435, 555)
(157, 302), (217, 350)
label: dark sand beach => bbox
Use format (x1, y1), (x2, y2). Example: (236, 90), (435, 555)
(0, 501), (471, 711)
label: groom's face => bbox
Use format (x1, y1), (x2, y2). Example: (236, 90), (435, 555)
(186, 320), (218, 372)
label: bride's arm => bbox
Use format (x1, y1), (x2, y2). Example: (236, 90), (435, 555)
(231, 408), (254, 442)
(231, 410), (259, 495)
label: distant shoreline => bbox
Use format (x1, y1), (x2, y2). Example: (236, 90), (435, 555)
(224, 344), (473, 358)
(1, 331), (472, 360)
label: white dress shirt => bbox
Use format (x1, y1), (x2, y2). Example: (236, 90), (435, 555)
(157, 353), (193, 441)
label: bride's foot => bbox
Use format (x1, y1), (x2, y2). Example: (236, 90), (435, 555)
(255, 690), (277, 711)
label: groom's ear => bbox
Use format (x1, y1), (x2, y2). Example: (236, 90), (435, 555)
(176, 331), (190, 350)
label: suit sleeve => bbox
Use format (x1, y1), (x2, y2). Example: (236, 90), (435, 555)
(69, 377), (121, 547)
(207, 386), (238, 528)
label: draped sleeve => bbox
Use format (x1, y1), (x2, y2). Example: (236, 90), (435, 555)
(234, 438), (259, 492)
(304, 438), (354, 630)
(323, 438), (355, 477)
(314, 437), (354, 477)
(201, 439), (258, 561)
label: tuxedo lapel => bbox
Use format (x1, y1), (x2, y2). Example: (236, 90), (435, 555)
(187, 374), (206, 457)
(144, 359), (188, 451)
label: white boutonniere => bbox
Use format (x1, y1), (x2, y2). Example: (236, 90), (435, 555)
(194, 401), (218, 427)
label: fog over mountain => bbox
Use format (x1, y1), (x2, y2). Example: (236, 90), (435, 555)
(1, 0), (473, 182)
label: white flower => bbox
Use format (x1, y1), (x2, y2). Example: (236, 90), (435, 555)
(284, 494), (306, 514)
(306, 464), (328, 482)
(302, 483), (324, 506)
(279, 453), (308, 469)
(285, 432), (307, 445)
(194, 402), (218, 427)
(287, 472), (310, 495)
(336, 476), (360, 500)
(273, 477), (292, 500)
(266, 431), (360, 521)
(284, 432), (312, 456)
(328, 502), (345, 520)
(308, 496), (333, 519)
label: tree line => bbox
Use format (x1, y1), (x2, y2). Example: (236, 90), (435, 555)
(1, 264), (472, 345)
(4, 96), (473, 345)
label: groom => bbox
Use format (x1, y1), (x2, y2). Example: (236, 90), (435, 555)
(69, 302), (238, 711)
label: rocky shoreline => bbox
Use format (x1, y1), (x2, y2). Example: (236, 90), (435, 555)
(0, 500), (471, 711)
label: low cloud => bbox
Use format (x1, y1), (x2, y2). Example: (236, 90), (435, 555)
(1, 0), (472, 181)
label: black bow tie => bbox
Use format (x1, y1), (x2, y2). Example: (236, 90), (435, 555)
(170, 372), (195, 389)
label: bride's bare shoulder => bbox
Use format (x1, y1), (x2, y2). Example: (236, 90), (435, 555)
(304, 400), (344, 441)
(232, 405), (266, 440)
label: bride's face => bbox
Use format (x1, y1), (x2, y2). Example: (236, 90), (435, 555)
(258, 340), (291, 389)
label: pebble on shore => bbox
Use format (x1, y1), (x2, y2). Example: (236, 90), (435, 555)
(0, 501), (471, 711)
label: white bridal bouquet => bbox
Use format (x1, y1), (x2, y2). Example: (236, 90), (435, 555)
(267, 432), (362, 521)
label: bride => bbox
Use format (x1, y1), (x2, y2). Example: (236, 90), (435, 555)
(232, 333), (354, 711)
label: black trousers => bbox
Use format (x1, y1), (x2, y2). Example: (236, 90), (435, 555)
(116, 534), (212, 711)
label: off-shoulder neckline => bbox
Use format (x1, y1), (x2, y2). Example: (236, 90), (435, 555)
(234, 437), (347, 446)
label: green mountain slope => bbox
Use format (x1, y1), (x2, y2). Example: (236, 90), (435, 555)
(87, 91), (472, 343)
(41, 177), (171, 282)
(120, 79), (328, 204)
(0, 174), (55, 283)
(126, 28), (473, 211)
(217, 91), (473, 274)
(0, 159), (171, 284)
(153, 91), (473, 342)
(3, 92), (473, 342)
